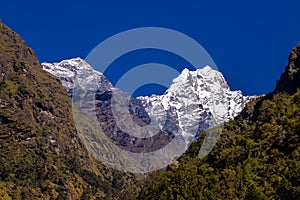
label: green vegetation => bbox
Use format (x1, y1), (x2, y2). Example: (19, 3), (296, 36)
(131, 42), (300, 199)
(1, 19), (300, 199)
(0, 21), (135, 199)
(132, 90), (300, 199)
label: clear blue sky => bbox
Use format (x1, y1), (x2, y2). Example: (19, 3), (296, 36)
(1, 0), (300, 96)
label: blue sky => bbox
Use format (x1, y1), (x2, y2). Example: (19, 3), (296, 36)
(1, 1), (300, 96)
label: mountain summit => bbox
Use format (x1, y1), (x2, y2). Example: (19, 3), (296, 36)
(42, 58), (112, 95)
(138, 66), (254, 138)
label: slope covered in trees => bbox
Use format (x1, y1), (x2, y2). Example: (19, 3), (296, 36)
(133, 45), (300, 200)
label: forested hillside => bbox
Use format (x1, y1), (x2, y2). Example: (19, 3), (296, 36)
(133, 44), (300, 200)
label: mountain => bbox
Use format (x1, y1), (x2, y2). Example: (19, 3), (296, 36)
(42, 58), (255, 174)
(42, 59), (254, 141)
(42, 58), (113, 95)
(138, 66), (254, 138)
(133, 44), (300, 200)
(2, 18), (298, 200)
(0, 21), (134, 199)
(42, 59), (168, 153)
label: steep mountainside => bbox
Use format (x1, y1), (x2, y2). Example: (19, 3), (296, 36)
(0, 21), (133, 199)
(132, 44), (300, 200)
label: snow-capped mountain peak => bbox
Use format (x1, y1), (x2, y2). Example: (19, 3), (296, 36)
(42, 59), (255, 139)
(138, 65), (255, 137)
(42, 58), (112, 94)
(42, 57), (94, 74)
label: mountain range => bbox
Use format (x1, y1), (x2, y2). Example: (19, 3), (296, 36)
(42, 58), (254, 141)
(0, 21), (299, 199)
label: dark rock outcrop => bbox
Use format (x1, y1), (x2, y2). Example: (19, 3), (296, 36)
(275, 43), (300, 94)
